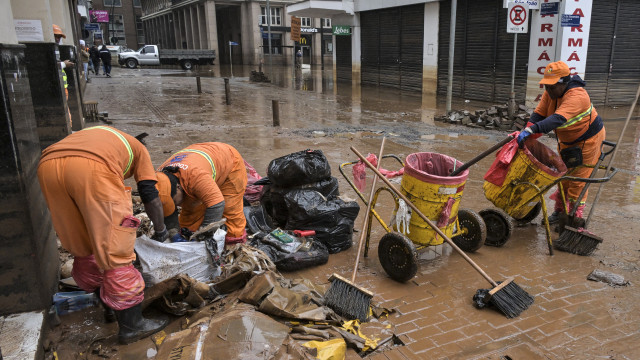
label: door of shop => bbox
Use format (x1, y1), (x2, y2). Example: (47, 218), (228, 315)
(585, 0), (640, 106)
(335, 35), (352, 81)
(437, 0), (530, 103)
(360, 4), (424, 92)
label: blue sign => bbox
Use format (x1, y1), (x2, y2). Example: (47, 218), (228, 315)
(540, 2), (559, 16)
(229, 41), (239, 46)
(561, 14), (581, 27)
(84, 23), (100, 31)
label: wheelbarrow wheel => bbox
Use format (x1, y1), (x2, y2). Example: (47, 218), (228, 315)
(479, 208), (513, 247)
(378, 232), (418, 283)
(452, 209), (486, 253)
(514, 202), (542, 224)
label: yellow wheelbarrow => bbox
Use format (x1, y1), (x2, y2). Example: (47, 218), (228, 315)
(339, 152), (486, 282)
(479, 139), (618, 254)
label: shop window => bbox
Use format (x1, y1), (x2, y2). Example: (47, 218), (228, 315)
(133, 0), (141, 7)
(104, 0), (122, 7)
(324, 38), (333, 54)
(262, 33), (282, 55)
(260, 6), (282, 26)
(301, 17), (311, 27)
(322, 18), (331, 28)
(136, 16), (145, 44)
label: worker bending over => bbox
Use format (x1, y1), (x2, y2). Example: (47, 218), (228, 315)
(517, 61), (606, 223)
(38, 126), (168, 344)
(156, 142), (248, 244)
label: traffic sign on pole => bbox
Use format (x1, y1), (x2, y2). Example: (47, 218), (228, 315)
(507, 2), (529, 33)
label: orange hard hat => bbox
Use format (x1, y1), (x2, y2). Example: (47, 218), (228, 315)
(155, 171), (176, 217)
(52, 24), (66, 38)
(539, 61), (570, 85)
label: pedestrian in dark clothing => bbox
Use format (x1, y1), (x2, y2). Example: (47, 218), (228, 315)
(99, 45), (112, 77)
(90, 45), (101, 75)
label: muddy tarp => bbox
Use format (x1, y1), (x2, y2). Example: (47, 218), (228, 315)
(238, 272), (337, 322)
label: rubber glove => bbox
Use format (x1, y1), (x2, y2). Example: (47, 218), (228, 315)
(151, 225), (169, 242)
(517, 127), (533, 148)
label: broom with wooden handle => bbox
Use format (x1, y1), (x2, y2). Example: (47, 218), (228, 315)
(555, 83), (640, 255)
(351, 146), (534, 318)
(325, 138), (386, 322)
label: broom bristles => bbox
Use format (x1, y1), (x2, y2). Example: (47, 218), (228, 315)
(325, 274), (372, 322)
(489, 281), (534, 318)
(555, 226), (602, 256)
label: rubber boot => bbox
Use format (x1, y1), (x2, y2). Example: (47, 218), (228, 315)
(94, 290), (116, 323)
(114, 304), (168, 345)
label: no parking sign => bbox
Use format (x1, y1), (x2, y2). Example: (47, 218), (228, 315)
(507, 2), (529, 33)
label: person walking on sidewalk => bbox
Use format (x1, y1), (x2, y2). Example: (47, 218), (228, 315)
(517, 61), (606, 224)
(99, 45), (112, 77)
(79, 40), (90, 82)
(155, 142), (248, 244)
(37, 126), (169, 344)
(90, 44), (101, 75)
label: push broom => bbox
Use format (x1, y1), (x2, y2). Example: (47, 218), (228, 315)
(555, 83), (640, 255)
(325, 138), (386, 322)
(351, 146), (534, 318)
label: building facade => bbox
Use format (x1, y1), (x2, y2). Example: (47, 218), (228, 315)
(90, 0), (145, 49)
(140, 0), (333, 66)
(289, 0), (640, 107)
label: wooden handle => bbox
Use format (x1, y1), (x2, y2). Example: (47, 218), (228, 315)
(450, 136), (514, 177)
(351, 146), (498, 287)
(351, 138), (386, 283)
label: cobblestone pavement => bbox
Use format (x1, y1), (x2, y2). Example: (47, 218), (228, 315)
(85, 66), (640, 359)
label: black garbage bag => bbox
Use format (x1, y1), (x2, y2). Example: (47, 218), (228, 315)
(250, 234), (330, 272)
(263, 177), (340, 227)
(284, 190), (360, 253)
(267, 150), (331, 188)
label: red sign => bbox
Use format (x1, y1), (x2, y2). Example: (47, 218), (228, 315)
(89, 10), (109, 23)
(510, 5), (527, 26)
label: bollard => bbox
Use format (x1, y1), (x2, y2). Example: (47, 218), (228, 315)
(196, 76), (202, 94)
(272, 100), (280, 127)
(224, 78), (231, 105)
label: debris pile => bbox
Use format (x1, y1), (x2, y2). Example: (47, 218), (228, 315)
(250, 70), (270, 83)
(436, 103), (533, 131)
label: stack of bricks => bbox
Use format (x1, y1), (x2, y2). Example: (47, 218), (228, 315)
(436, 103), (533, 132)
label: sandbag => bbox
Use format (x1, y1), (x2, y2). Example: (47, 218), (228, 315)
(267, 150), (331, 188)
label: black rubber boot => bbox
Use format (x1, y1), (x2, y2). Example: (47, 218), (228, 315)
(547, 211), (562, 224)
(114, 304), (168, 345)
(94, 290), (116, 323)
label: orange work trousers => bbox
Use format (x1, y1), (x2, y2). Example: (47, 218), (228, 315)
(38, 157), (137, 269)
(179, 152), (248, 240)
(554, 128), (606, 211)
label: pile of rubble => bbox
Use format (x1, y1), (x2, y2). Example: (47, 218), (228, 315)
(436, 103), (533, 131)
(250, 70), (271, 83)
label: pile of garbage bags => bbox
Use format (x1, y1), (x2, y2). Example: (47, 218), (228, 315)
(259, 150), (360, 254)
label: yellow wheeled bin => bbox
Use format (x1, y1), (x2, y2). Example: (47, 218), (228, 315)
(340, 152), (487, 283)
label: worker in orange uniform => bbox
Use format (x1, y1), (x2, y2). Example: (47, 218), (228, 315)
(38, 126), (168, 344)
(517, 61), (606, 223)
(156, 142), (248, 244)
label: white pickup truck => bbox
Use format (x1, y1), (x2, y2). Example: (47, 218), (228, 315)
(118, 45), (216, 70)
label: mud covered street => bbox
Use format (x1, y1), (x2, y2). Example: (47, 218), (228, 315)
(56, 65), (640, 359)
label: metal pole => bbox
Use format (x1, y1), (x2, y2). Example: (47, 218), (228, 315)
(267, 0), (273, 81)
(224, 78), (230, 105)
(272, 100), (280, 126)
(320, 21), (325, 71)
(229, 42), (233, 78)
(196, 76), (201, 93)
(508, 33), (518, 118)
(446, 0), (458, 114)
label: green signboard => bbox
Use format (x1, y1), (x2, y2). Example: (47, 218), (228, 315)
(332, 25), (351, 36)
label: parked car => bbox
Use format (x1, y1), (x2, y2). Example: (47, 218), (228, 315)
(118, 45), (216, 70)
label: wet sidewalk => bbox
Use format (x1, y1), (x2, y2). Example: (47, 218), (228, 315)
(81, 66), (640, 359)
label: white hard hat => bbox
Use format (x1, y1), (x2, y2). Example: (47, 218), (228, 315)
(79, 40), (86, 46)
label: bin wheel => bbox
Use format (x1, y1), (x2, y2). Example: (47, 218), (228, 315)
(452, 209), (486, 252)
(479, 208), (513, 247)
(378, 232), (418, 283)
(513, 202), (542, 224)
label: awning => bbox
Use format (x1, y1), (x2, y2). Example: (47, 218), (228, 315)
(287, 0), (354, 18)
